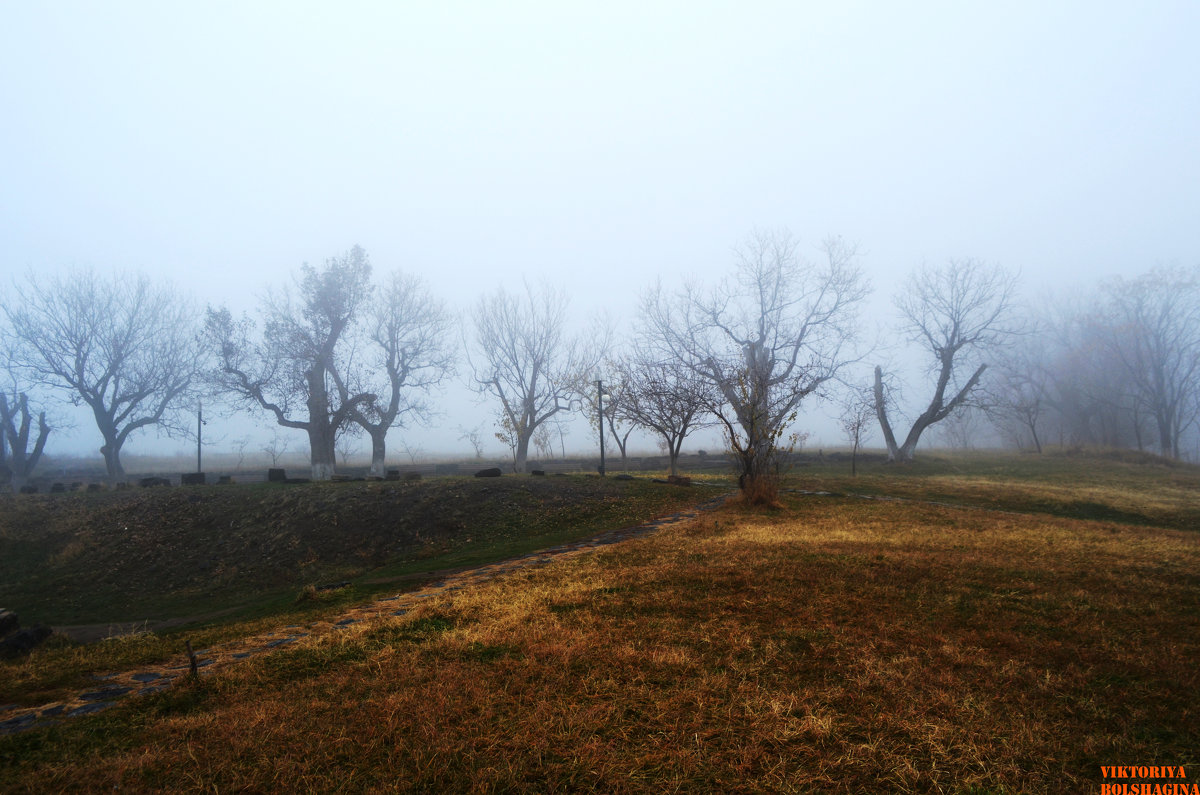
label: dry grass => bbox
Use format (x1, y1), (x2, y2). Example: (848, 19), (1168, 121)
(3, 461), (1198, 792)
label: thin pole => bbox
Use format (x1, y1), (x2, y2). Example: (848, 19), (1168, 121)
(196, 401), (202, 473)
(596, 380), (606, 476)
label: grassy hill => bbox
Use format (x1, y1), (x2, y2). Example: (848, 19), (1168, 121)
(2, 453), (1198, 791)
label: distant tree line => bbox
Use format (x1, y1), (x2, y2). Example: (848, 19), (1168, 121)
(2, 237), (1198, 501)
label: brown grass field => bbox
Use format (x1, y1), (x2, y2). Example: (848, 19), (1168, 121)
(1, 453), (1198, 792)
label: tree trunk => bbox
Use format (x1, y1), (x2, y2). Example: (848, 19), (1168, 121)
(305, 368), (337, 480)
(874, 366), (903, 462)
(1156, 414), (1175, 459)
(874, 362), (986, 463)
(100, 441), (125, 482)
(514, 433), (530, 473)
(307, 425), (336, 480)
(0, 396), (50, 488)
(368, 429), (387, 478)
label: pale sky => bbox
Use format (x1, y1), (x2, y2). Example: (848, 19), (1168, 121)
(3, 2), (1198, 462)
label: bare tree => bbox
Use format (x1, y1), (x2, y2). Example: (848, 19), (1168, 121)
(206, 247), (375, 480)
(935, 404), (985, 450)
(612, 350), (715, 476)
(644, 230), (868, 500)
(399, 438), (424, 465)
(352, 271), (455, 477)
(231, 434), (252, 471)
(532, 423), (555, 461)
(262, 428), (291, 467)
(1031, 297), (1141, 449)
(335, 426), (360, 467)
(984, 337), (1050, 453)
(0, 340), (53, 490)
(456, 424), (486, 459)
(598, 366), (637, 471)
(552, 418), (569, 459)
(575, 362), (636, 470)
(2, 268), (204, 481)
(469, 281), (604, 472)
(1096, 266), (1200, 459)
(838, 385), (874, 476)
(0, 391), (51, 491)
(874, 259), (1019, 462)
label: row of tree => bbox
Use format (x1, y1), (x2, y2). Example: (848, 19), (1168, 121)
(2, 235), (1198, 500)
(981, 269), (1200, 459)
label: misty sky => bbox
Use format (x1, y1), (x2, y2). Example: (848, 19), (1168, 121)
(3, 2), (1198, 462)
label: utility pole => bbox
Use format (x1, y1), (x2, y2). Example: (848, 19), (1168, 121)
(596, 379), (606, 476)
(196, 400), (203, 473)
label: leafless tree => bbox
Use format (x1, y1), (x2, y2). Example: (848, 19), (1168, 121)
(935, 404), (986, 450)
(206, 247), (375, 480)
(551, 418), (570, 459)
(983, 337), (1051, 453)
(604, 370), (641, 471)
(1031, 297), (1141, 449)
(612, 350), (715, 476)
(0, 340), (53, 490)
(874, 259), (1019, 462)
(352, 271), (455, 477)
(395, 438), (423, 465)
(2, 268), (204, 481)
(532, 423), (555, 462)
(1095, 266), (1200, 459)
(230, 434), (252, 471)
(262, 428), (291, 467)
(838, 385), (874, 476)
(577, 361), (636, 470)
(0, 391), (51, 491)
(335, 426), (360, 467)
(644, 230), (868, 500)
(456, 424), (486, 459)
(469, 281), (605, 472)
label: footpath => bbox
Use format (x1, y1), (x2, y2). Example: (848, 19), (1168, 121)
(0, 492), (731, 737)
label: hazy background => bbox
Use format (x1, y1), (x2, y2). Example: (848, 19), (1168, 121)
(3, 1), (1198, 463)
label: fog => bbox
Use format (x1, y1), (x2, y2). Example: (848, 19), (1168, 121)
(3, 2), (1198, 464)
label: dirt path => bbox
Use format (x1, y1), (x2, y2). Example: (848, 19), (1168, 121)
(0, 493), (732, 736)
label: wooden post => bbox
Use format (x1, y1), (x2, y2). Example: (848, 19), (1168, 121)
(185, 639), (198, 677)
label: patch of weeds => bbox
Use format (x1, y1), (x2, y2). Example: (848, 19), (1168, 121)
(366, 613), (456, 646)
(144, 677), (215, 718)
(295, 583), (345, 603)
(777, 628), (832, 655)
(461, 642), (520, 663)
(547, 602), (586, 615)
(255, 644), (370, 684)
(954, 592), (980, 621)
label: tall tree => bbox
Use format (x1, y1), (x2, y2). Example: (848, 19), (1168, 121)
(352, 271), (455, 477)
(469, 281), (604, 473)
(1097, 266), (1200, 459)
(612, 350), (715, 476)
(206, 247), (375, 480)
(2, 268), (203, 481)
(874, 259), (1019, 462)
(983, 335), (1051, 454)
(645, 229), (868, 500)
